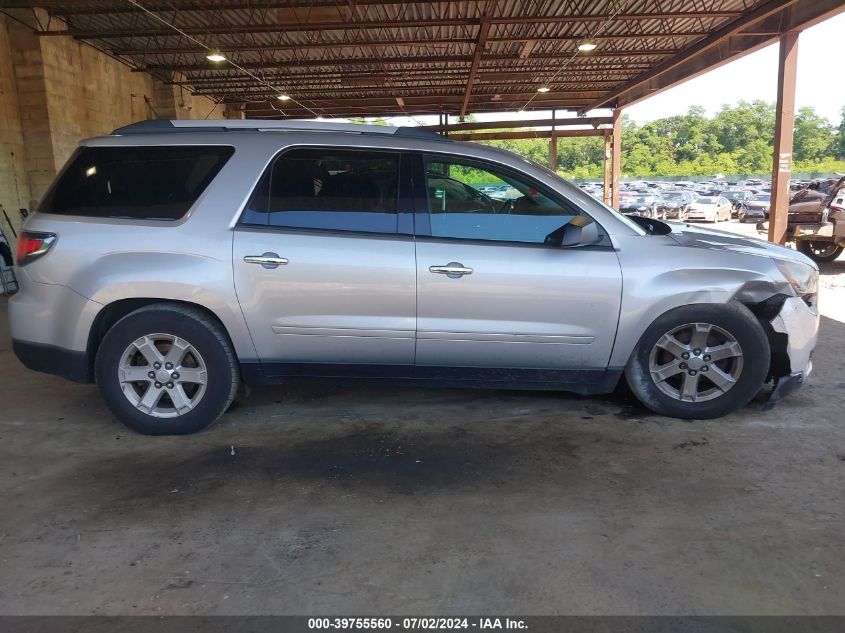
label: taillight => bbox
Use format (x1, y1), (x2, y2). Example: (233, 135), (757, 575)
(16, 231), (56, 266)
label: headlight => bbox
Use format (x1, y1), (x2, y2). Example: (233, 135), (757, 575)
(774, 258), (818, 296)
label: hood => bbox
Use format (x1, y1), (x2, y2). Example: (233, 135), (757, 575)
(667, 223), (817, 267)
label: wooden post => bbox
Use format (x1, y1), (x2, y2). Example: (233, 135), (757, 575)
(603, 133), (612, 205)
(611, 107), (622, 210)
(768, 32), (799, 245)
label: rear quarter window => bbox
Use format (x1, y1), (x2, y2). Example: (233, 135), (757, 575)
(38, 145), (234, 220)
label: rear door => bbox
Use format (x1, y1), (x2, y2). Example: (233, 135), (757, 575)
(413, 154), (623, 383)
(232, 147), (417, 378)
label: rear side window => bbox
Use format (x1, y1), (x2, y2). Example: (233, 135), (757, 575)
(38, 146), (234, 220)
(240, 148), (400, 234)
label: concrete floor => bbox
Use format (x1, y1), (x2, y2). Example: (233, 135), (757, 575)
(1, 222), (844, 615)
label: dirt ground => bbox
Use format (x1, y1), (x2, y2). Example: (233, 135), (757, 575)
(1, 221), (844, 615)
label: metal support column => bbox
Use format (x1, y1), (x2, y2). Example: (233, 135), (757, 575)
(611, 108), (622, 210)
(768, 31), (799, 245)
(548, 109), (557, 171)
(603, 133), (612, 205)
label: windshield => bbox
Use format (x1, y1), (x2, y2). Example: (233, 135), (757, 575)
(751, 194), (771, 201)
(723, 190), (742, 198)
(663, 192), (684, 199)
(696, 197), (717, 204)
(629, 196), (654, 204)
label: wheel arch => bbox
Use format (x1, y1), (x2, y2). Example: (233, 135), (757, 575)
(611, 267), (794, 384)
(86, 298), (244, 383)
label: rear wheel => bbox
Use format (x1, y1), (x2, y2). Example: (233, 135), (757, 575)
(95, 304), (240, 435)
(625, 302), (770, 419)
(798, 240), (843, 263)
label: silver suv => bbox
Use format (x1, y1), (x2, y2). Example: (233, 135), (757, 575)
(7, 120), (819, 435)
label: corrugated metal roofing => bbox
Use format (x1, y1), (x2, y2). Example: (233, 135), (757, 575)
(10, 0), (845, 119)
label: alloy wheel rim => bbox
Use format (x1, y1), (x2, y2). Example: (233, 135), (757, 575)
(118, 333), (208, 418)
(648, 322), (743, 403)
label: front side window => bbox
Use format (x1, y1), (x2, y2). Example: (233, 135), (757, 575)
(241, 148), (400, 234)
(39, 146), (234, 220)
(423, 157), (579, 245)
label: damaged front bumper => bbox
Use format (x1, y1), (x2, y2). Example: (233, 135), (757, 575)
(764, 295), (818, 408)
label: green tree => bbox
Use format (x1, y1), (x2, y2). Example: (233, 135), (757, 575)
(470, 101), (845, 179)
(834, 106), (845, 159)
(793, 106), (833, 162)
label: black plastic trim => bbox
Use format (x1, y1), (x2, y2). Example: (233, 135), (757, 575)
(12, 339), (92, 384)
(240, 361), (622, 396)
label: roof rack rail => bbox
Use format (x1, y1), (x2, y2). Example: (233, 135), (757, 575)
(111, 119), (449, 142)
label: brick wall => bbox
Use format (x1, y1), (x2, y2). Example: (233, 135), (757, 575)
(0, 11), (226, 249)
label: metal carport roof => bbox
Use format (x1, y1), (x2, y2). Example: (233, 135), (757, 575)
(6, 0), (844, 119)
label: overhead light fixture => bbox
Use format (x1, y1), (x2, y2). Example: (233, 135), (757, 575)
(277, 94), (291, 101)
(578, 38), (598, 52)
(537, 86), (551, 93)
(206, 50), (226, 62)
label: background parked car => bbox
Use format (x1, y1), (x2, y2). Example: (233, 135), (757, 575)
(687, 196), (732, 222)
(619, 193), (666, 219)
(740, 193), (771, 222)
(660, 190), (695, 221)
(722, 189), (753, 216)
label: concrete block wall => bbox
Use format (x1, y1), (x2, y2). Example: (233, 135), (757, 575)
(0, 11), (226, 250)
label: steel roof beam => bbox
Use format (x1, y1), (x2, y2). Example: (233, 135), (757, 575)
(109, 32), (709, 57)
(134, 50), (680, 73)
(36, 12), (743, 38)
(460, 15), (490, 118)
(583, 0), (803, 111)
(594, 0), (845, 111)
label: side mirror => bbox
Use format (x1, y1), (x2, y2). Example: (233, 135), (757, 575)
(545, 215), (602, 247)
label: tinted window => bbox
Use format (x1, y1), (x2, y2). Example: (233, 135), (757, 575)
(39, 146), (233, 220)
(424, 157), (578, 244)
(240, 148), (400, 234)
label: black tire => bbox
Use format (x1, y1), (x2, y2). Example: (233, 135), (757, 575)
(95, 303), (240, 435)
(625, 302), (770, 419)
(798, 240), (843, 263)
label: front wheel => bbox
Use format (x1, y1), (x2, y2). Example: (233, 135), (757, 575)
(625, 302), (770, 419)
(95, 304), (240, 435)
(798, 240), (843, 263)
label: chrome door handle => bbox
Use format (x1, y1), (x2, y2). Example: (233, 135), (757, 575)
(429, 262), (473, 278)
(244, 253), (289, 269)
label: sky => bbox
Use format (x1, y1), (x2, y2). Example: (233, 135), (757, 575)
(385, 11), (845, 128)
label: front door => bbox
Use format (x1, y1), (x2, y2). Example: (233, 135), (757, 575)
(415, 155), (623, 380)
(233, 147), (416, 378)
